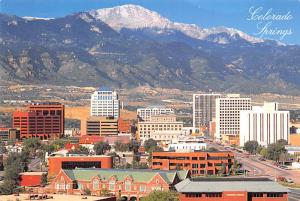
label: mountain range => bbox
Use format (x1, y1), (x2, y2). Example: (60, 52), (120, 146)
(0, 4), (300, 94)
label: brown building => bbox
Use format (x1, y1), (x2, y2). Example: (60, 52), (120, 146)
(152, 151), (234, 176)
(0, 128), (20, 141)
(13, 102), (64, 140)
(118, 118), (132, 134)
(47, 155), (113, 178)
(49, 168), (189, 201)
(81, 117), (118, 136)
(176, 177), (289, 201)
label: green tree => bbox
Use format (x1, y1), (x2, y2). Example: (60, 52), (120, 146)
(94, 142), (111, 155)
(144, 138), (157, 153)
(0, 152), (29, 195)
(147, 146), (163, 163)
(207, 147), (219, 152)
(0, 140), (6, 154)
(267, 140), (287, 162)
(41, 173), (48, 186)
(83, 188), (91, 195)
(68, 146), (89, 155)
(114, 141), (130, 152)
(100, 188), (111, 196)
(218, 163), (227, 176)
(22, 138), (43, 158)
(142, 190), (179, 201)
(260, 147), (268, 158)
(243, 140), (259, 154)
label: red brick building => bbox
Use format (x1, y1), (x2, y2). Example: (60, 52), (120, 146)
(13, 102), (64, 139)
(175, 178), (289, 201)
(152, 151), (234, 176)
(118, 118), (132, 134)
(79, 135), (131, 146)
(47, 155), (112, 178)
(49, 168), (189, 200)
(19, 172), (46, 187)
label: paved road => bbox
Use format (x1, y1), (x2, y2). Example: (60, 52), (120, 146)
(289, 188), (300, 201)
(208, 142), (300, 201)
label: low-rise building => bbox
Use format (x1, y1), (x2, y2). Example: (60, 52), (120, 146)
(175, 177), (289, 201)
(137, 106), (174, 122)
(19, 172), (46, 187)
(0, 127), (20, 141)
(81, 117), (118, 136)
(47, 155), (113, 178)
(168, 142), (207, 152)
(137, 115), (183, 143)
(79, 135), (131, 146)
(49, 169), (189, 200)
(152, 151), (234, 176)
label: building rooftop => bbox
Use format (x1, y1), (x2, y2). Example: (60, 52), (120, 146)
(62, 168), (189, 183)
(97, 86), (112, 91)
(30, 102), (62, 105)
(175, 178), (289, 193)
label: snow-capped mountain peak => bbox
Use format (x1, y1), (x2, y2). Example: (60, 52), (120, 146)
(89, 4), (265, 44)
(89, 4), (172, 30)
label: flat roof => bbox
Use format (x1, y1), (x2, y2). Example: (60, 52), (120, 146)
(175, 178), (289, 193)
(20, 172), (46, 176)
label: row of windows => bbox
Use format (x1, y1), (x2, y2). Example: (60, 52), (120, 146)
(91, 180), (146, 192)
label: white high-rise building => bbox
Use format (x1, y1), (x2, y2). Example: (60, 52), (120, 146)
(240, 102), (289, 147)
(90, 87), (119, 118)
(137, 106), (174, 121)
(193, 93), (221, 128)
(216, 94), (251, 141)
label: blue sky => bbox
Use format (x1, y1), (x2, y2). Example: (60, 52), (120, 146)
(1, 0), (299, 44)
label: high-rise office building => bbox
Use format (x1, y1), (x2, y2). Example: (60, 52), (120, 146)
(193, 93), (221, 128)
(90, 87), (119, 119)
(13, 102), (64, 139)
(240, 102), (289, 147)
(215, 94), (251, 143)
(137, 106), (174, 121)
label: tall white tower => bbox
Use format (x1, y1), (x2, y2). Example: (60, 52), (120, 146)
(90, 87), (119, 119)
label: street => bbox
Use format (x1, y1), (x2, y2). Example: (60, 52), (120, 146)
(208, 142), (300, 201)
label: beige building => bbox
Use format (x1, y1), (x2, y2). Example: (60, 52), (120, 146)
(137, 115), (183, 143)
(151, 130), (181, 146)
(81, 116), (118, 136)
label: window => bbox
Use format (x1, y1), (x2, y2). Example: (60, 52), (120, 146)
(109, 180), (115, 191)
(139, 185), (146, 192)
(125, 180), (131, 192)
(93, 179), (99, 190)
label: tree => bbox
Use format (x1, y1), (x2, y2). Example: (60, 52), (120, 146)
(114, 141), (130, 152)
(41, 173), (48, 186)
(94, 142), (111, 155)
(144, 139), (158, 153)
(207, 147), (218, 152)
(0, 140), (7, 154)
(129, 140), (140, 153)
(22, 138), (42, 158)
(68, 146), (89, 155)
(83, 188), (91, 195)
(259, 147), (268, 158)
(218, 163), (227, 176)
(277, 139), (288, 146)
(243, 140), (259, 154)
(142, 191), (179, 201)
(100, 188), (111, 196)
(147, 146), (163, 163)
(0, 152), (29, 195)
(267, 140), (287, 162)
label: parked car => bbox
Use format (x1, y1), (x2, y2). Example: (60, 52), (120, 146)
(286, 178), (294, 183)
